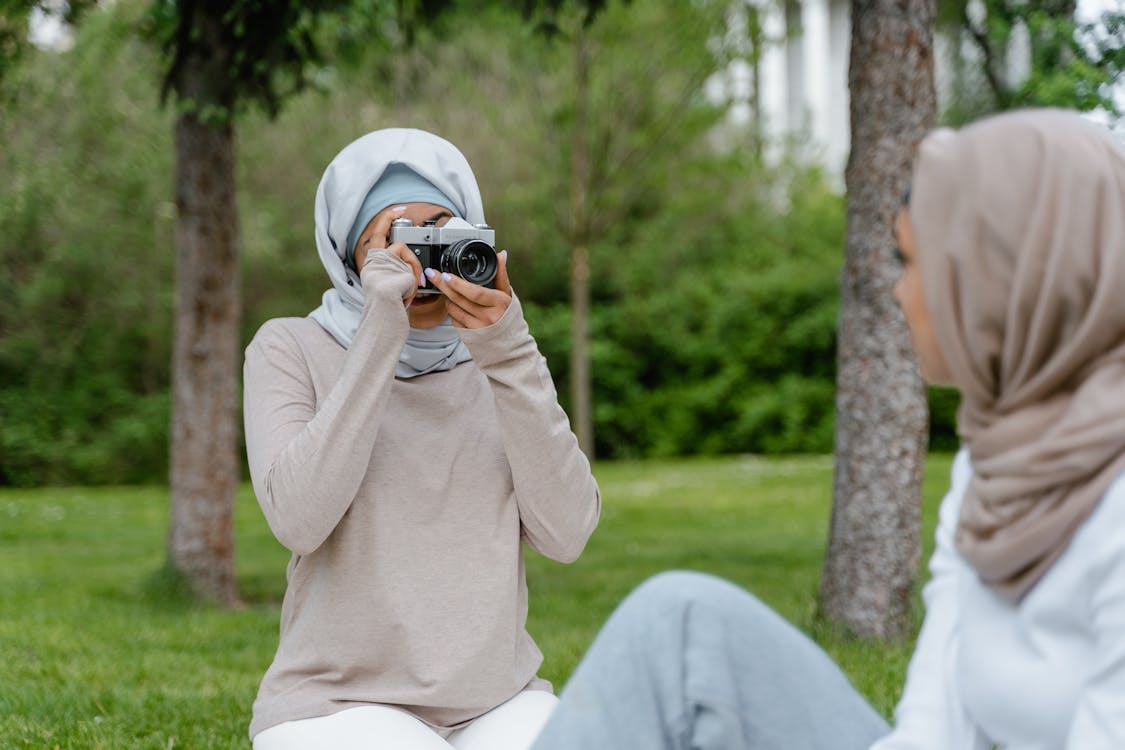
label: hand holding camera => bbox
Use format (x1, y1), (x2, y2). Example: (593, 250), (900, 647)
(356, 211), (427, 308)
(422, 253), (510, 329)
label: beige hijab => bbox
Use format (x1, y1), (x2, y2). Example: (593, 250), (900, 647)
(910, 109), (1125, 601)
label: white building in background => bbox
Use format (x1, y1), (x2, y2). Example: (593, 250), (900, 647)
(706, 0), (852, 179)
(28, 0), (75, 51)
(706, 0), (1119, 185)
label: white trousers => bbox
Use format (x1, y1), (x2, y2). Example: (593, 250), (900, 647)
(252, 690), (559, 750)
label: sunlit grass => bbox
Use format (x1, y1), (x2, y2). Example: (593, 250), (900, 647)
(0, 453), (953, 748)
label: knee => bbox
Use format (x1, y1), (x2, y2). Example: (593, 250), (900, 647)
(622, 570), (762, 619)
(620, 571), (799, 662)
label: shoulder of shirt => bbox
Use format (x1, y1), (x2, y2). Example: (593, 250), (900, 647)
(1075, 466), (1125, 553)
(247, 317), (332, 352)
(1099, 468), (1125, 513)
(936, 446), (973, 526)
(951, 446), (972, 485)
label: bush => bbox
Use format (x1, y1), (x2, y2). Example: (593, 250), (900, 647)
(0, 4), (174, 485)
(577, 159), (846, 458)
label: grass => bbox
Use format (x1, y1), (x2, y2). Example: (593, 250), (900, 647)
(0, 453), (953, 749)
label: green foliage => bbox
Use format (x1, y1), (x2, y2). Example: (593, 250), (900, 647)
(0, 0), (97, 89)
(939, 0), (1124, 123)
(1, 1), (40, 86)
(518, 0), (614, 34)
(0, 0), (956, 485)
(584, 162), (847, 458)
(0, 3), (175, 486)
(144, 0), (357, 120)
(0, 454), (955, 745)
(927, 386), (961, 451)
(349, 0), (843, 459)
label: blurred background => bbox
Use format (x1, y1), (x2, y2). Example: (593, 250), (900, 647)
(1, 0), (1121, 486)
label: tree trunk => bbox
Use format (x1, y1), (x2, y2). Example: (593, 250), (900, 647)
(569, 29), (594, 458)
(167, 39), (241, 606)
(819, 0), (936, 640)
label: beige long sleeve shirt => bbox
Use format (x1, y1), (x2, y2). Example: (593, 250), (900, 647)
(244, 252), (600, 738)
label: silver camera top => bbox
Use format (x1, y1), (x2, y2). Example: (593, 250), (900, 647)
(389, 217), (495, 246)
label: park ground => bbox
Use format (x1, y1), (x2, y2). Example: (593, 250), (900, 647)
(0, 453), (953, 749)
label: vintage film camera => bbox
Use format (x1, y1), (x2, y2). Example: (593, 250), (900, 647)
(389, 217), (499, 294)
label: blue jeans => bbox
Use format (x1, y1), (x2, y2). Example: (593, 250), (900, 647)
(532, 571), (890, 750)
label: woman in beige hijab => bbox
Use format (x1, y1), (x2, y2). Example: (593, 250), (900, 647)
(524, 109), (1125, 750)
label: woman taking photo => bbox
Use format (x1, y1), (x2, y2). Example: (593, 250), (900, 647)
(529, 108), (1125, 750)
(244, 128), (600, 750)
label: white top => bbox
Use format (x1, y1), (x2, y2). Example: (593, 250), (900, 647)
(872, 449), (1125, 750)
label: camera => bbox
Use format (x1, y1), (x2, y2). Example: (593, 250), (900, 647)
(389, 217), (499, 294)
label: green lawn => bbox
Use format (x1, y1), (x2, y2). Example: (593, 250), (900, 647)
(0, 453), (953, 749)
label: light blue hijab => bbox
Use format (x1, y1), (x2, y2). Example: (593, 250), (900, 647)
(344, 163), (459, 272)
(309, 129), (486, 378)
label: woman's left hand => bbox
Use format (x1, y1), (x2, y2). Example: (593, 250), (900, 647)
(424, 250), (513, 329)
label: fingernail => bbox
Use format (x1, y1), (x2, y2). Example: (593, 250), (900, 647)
(419, 274), (426, 287)
(424, 268), (437, 279)
(500, 250), (508, 261)
(391, 205), (407, 212)
(441, 272), (452, 282)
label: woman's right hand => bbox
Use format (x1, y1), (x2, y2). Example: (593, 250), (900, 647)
(355, 207), (425, 308)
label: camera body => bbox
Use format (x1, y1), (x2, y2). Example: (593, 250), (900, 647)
(389, 217), (499, 294)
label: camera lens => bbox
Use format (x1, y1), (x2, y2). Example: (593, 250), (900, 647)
(442, 240), (498, 287)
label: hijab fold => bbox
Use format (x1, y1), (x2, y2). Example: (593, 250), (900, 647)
(910, 110), (1125, 601)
